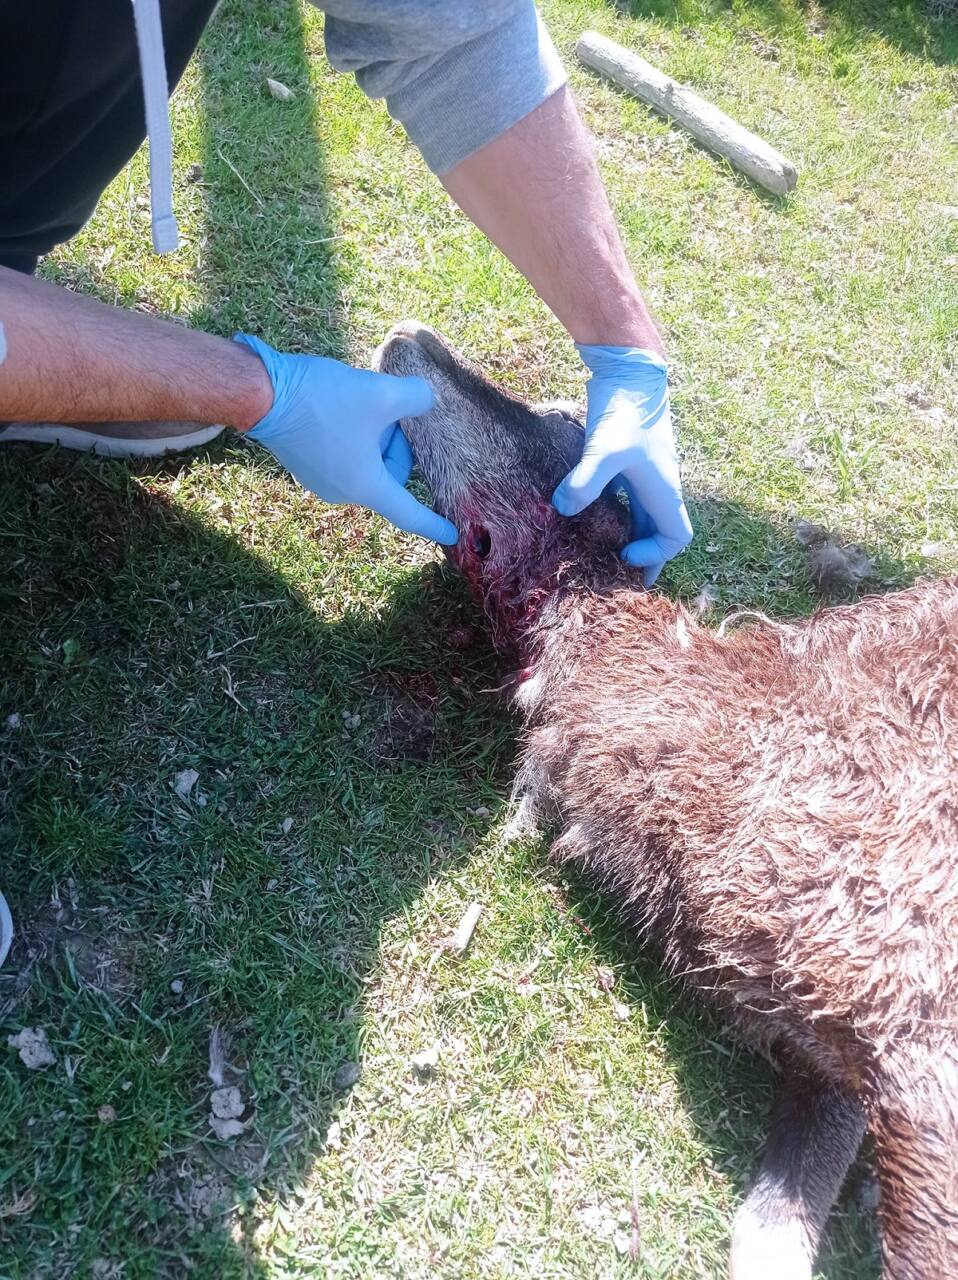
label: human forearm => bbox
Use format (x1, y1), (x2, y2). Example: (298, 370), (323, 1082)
(0, 268), (452, 542)
(444, 84), (690, 576)
(0, 267), (273, 429)
(442, 87), (664, 355)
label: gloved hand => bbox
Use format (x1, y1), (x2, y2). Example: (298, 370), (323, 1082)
(235, 333), (457, 545)
(552, 345), (692, 587)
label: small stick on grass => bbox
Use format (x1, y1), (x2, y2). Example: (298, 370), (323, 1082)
(452, 902), (483, 954)
(576, 30), (798, 196)
(215, 147), (265, 208)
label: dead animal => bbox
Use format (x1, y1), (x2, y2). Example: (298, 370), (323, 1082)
(376, 323), (958, 1280)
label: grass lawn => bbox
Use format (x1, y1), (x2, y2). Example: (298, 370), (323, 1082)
(2, 0), (956, 1276)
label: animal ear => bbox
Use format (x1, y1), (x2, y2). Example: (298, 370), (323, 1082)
(534, 399), (585, 431)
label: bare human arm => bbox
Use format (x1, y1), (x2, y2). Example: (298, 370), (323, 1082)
(443, 86), (691, 581)
(441, 86), (664, 356)
(0, 265), (272, 429)
(0, 75), (685, 565)
(0, 265), (453, 541)
(0, 89), (652, 430)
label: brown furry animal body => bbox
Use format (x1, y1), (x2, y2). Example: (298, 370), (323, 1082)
(522, 580), (958, 1278)
(377, 323), (958, 1279)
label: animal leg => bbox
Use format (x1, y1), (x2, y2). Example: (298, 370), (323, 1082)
(730, 1071), (865, 1280)
(869, 1044), (958, 1280)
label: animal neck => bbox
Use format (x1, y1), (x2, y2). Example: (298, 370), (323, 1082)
(485, 545), (637, 667)
(511, 577), (688, 718)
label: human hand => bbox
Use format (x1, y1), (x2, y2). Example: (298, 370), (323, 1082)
(234, 333), (457, 545)
(552, 345), (692, 586)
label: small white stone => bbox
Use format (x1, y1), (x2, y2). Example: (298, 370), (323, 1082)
(170, 979), (184, 995)
(210, 1086), (244, 1120)
(8, 1027), (56, 1069)
(783, 437), (817, 471)
(266, 77), (295, 101)
(6, 713), (21, 730)
(173, 768), (199, 799)
(411, 1043), (440, 1074)
(210, 1116), (245, 1141)
(452, 902), (482, 954)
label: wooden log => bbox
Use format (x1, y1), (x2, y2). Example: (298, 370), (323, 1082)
(576, 30), (798, 196)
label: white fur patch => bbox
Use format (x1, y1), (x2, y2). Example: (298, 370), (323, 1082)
(717, 609), (795, 639)
(514, 669), (545, 714)
(675, 614), (692, 650)
(730, 1204), (813, 1280)
(503, 792), (540, 842)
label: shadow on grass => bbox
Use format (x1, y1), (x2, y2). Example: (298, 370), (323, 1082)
(560, 874), (882, 1279)
(0, 447), (506, 1278)
(5, 3), (508, 1275)
(0, 455), (906, 1279)
(608, 0), (958, 63)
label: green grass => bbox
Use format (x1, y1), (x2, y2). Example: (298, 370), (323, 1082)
(2, 0), (956, 1275)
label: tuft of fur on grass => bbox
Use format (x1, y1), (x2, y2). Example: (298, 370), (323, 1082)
(794, 521), (873, 598)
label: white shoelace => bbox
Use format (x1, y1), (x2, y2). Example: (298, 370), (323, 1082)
(130, 0), (179, 254)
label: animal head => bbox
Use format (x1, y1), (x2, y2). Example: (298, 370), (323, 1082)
(375, 322), (633, 654)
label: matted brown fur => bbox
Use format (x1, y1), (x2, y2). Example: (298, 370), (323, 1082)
(522, 580), (958, 1276)
(377, 323), (958, 1278)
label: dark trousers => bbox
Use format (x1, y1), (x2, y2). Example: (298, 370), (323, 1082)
(0, 0), (217, 275)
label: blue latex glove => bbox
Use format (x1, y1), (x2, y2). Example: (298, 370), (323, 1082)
(235, 333), (457, 545)
(552, 345), (692, 587)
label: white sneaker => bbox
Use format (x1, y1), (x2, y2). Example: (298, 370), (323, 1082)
(0, 419), (223, 459)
